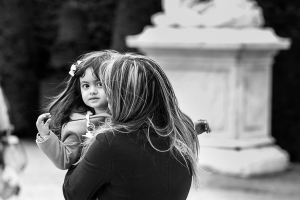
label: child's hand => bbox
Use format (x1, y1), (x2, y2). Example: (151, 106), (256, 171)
(36, 113), (51, 136)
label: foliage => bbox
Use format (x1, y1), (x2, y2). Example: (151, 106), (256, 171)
(257, 0), (300, 162)
(257, 0), (300, 39)
(110, 0), (162, 51)
(77, 0), (117, 51)
(0, 0), (39, 134)
(31, 0), (66, 77)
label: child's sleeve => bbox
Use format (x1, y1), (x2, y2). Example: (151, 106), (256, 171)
(36, 129), (81, 170)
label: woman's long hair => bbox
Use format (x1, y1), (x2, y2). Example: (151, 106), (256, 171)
(80, 52), (201, 186)
(45, 50), (116, 137)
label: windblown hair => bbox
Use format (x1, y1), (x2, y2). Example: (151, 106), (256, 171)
(45, 50), (116, 137)
(80, 52), (201, 186)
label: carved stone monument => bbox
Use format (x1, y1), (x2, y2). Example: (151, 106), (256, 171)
(152, 0), (264, 28)
(126, 0), (290, 176)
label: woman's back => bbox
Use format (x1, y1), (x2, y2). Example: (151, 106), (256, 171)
(64, 128), (192, 200)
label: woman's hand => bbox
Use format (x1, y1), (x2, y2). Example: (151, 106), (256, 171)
(36, 113), (51, 136)
(194, 119), (211, 135)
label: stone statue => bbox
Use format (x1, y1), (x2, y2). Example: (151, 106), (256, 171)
(152, 0), (264, 28)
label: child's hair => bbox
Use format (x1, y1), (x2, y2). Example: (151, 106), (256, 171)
(46, 50), (116, 137)
(81, 52), (201, 187)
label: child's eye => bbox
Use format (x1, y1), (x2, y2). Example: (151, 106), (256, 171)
(82, 84), (89, 89)
(96, 82), (102, 87)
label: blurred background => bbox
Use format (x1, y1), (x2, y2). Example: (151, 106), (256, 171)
(0, 0), (300, 199)
(1, 0), (299, 163)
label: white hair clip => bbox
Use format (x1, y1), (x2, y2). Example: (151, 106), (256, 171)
(68, 60), (82, 77)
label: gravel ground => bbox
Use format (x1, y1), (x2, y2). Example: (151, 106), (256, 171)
(13, 139), (300, 200)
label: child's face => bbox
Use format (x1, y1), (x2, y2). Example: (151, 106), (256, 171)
(80, 68), (108, 114)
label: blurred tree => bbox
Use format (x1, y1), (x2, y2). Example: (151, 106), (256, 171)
(77, 0), (117, 51)
(0, 0), (39, 136)
(110, 0), (162, 52)
(50, 2), (89, 70)
(31, 0), (63, 77)
(256, 0), (300, 162)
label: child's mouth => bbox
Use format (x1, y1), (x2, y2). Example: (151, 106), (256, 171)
(89, 98), (99, 101)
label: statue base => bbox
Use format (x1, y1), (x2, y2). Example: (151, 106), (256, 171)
(199, 145), (289, 177)
(126, 26), (290, 176)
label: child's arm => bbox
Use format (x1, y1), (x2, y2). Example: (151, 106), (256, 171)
(36, 113), (83, 170)
(36, 129), (82, 170)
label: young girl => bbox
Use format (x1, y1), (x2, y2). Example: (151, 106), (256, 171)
(63, 52), (202, 200)
(36, 50), (115, 170)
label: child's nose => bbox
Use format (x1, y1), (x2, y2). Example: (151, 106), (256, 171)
(90, 86), (98, 94)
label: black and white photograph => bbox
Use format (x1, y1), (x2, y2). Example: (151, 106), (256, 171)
(1, 0), (300, 199)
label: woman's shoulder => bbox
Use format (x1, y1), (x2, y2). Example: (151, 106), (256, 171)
(95, 129), (114, 139)
(95, 128), (147, 146)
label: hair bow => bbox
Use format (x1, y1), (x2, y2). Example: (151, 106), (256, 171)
(69, 60), (83, 77)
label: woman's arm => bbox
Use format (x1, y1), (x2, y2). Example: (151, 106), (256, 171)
(63, 133), (111, 200)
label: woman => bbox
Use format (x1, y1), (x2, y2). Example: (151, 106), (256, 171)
(63, 52), (201, 200)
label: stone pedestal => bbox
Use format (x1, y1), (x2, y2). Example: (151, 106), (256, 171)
(126, 26), (290, 176)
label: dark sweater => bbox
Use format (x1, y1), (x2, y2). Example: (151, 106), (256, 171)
(63, 128), (192, 200)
